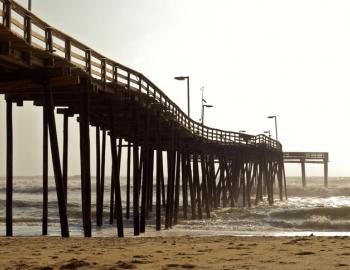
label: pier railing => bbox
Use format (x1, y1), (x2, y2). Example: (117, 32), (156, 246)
(0, 0), (281, 150)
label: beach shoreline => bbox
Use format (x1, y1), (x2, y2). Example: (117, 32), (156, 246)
(0, 235), (349, 269)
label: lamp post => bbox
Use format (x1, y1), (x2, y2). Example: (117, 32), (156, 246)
(201, 104), (213, 125)
(28, 0), (32, 10)
(174, 76), (190, 118)
(200, 87), (213, 125)
(267, 115), (278, 141)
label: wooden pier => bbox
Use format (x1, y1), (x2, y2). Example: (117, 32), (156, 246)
(283, 152), (329, 187)
(0, 0), (285, 237)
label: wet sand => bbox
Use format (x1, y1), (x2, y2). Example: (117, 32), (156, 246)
(0, 236), (349, 269)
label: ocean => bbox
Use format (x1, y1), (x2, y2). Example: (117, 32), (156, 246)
(0, 176), (350, 237)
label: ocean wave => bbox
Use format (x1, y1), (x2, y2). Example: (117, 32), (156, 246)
(0, 199), (80, 209)
(270, 206), (350, 220)
(282, 186), (350, 197)
(295, 215), (350, 230)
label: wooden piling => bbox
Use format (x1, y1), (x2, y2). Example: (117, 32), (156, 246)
(96, 126), (101, 226)
(110, 126), (124, 236)
(301, 158), (306, 187)
(192, 154), (202, 219)
(174, 151), (181, 225)
(140, 112), (151, 233)
(62, 114), (69, 203)
(100, 129), (106, 225)
(44, 82), (69, 237)
(181, 152), (188, 220)
(6, 100), (13, 237)
(79, 89), (91, 237)
(156, 148), (162, 231)
(126, 142), (131, 219)
(42, 106), (48, 236)
(133, 111), (140, 236)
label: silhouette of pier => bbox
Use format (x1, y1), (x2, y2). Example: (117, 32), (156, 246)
(0, 0), (285, 237)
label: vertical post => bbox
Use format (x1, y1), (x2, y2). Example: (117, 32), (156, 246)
(110, 111), (124, 237)
(181, 153), (188, 220)
(79, 88), (91, 237)
(324, 154), (328, 188)
(192, 154), (202, 219)
(200, 154), (210, 218)
(6, 100), (13, 236)
(62, 114), (68, 203)
(65, 40), (71, 62)
(187, 154), (196, 219)
(42, 106), (48, 235)
(301, 158), (306, 187)
(174, 151), (181, 224)
(96, 126), (101, 226)
(147, 149), (154, 215)
(140, 112), (151, 233)
(3, 0), (12, 30)
(126, 142), (131, 219)
(44, 82), (69, 237)
(133, 111), (140, 236)
(100, 129), (106, 225)
(156, 148), (162, 231)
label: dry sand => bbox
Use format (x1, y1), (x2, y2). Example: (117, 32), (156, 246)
(0, 235), (349, 269)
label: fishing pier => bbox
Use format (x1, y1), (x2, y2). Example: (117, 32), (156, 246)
(0, 0), (285, 237)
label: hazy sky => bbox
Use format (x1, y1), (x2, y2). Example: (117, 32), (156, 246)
(1, 0), (350, 176)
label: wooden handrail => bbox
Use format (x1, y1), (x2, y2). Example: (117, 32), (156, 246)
(0, 0), (282, 151)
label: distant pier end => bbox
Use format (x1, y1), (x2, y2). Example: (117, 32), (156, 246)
(283, 152), (329, 187)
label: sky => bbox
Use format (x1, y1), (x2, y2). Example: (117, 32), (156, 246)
(0, 0), (350, 176)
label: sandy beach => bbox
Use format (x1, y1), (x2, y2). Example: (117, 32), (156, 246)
(0, 236), (349, 269)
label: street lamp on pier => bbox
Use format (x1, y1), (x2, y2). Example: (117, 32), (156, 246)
(267, 115), (278, 141)
(174, 76), (190, 118)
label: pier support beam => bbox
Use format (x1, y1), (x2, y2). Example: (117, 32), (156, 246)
(44, 83), (69, 237)
(62, 113), (69, 203)
(324, 161), (328, 188)
(79, 88), (91, 237)
(301, 158), (306, 187)
(110, 108), (124, 237)
(6, 100), (13, 237)
(96, 126), (102, 226)
(42, 106), (48, 235)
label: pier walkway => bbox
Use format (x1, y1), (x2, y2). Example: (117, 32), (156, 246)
(0, 0), (285, 237)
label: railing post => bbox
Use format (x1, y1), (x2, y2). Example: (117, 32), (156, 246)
(101, 58), (106, 87)
(85, 49), (92, 77)
(112, 65), (118, 83)
(45, 28), (53, 52)
(65, 40), (71, 61)
(3, 0), (12, 30)
(138, 76), (142, 93)
(24, 13), (32, 44)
